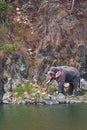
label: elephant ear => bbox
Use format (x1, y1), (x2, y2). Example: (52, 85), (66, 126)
(55, 71), (62, 79)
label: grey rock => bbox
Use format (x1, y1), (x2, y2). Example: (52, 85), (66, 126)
(44, 99), (59, 105)
(57, 93), (66, 103)
(36, 98), (46, 104)
(3, 53), (28, 93)
(2, 92), (12, 104)
(69, 99), (82, 104)
(80, 78), (87, 90)
(3, 100), (9, 104)
(66, 98), (70, 104)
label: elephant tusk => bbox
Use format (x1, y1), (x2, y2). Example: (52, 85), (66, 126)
(46, 80), (50, 84)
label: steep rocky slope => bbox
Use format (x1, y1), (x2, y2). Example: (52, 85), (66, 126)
(12, 0), (87, 81)
(0, 0), (87, 90)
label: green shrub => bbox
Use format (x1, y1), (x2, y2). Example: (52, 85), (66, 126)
(15, 82), (36, 97)
(80, 90), (87, 96)
(15, 86), (24, 97)
(0, 1), (4, 9)
(23, 82), (36, 94)
(34, 93), (41, 100)
(7, 4), (13, 12)
(0, 2), (14, 12)
(2, 44), (17, 51)
(2, 44), (10, 51)
(0, 1), (14, 23)
(11, 44), (17, 51)
(48, 85), (57, 92)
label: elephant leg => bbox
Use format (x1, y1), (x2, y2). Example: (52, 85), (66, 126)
(72, 78), (79, 95)
(58, 85), (65, 94)
(68, 83), (73, 95)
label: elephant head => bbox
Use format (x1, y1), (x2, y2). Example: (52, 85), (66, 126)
(46, 70), (55, 85)
(45, 69), (62, 91)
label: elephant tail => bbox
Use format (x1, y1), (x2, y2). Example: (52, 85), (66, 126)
(78, 78), (81, 92)
(79, 78), (80, 88)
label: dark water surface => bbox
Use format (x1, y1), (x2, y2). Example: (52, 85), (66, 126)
(0, 104), (87, 130)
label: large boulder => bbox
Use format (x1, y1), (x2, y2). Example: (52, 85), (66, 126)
(0, 52), (29, 102)
(4, 52), (28, 91)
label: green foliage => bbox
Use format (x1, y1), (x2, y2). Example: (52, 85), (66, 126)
(2, 44), (10, 51)
(0, 1), (14, 23)
(15, 86), (24, 97)
(80, 90), (87, 96)
(38, 76), (45, 85)
(7, 4), (13, 12)
(0, 1), (5, 10)
(2, 44), (17, 51)
(0, 1), (13, 12)
(34, 93), (41, 100)
(15, 82), (36, 97)
(11, 44), (17, 51)
(48, 85), (57, 92)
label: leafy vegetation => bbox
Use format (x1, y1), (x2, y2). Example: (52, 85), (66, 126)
(6, 4), (13, 12)
(0, 1), (13, 23)
(80, 90), (87, 96)
(48, 85), (57, 92)
(14, 82), (36, 97)
(2, 44), (17, 51)
(0, 1), (13, 13)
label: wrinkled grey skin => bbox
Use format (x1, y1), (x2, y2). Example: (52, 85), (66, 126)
(46, 66), (80, 95)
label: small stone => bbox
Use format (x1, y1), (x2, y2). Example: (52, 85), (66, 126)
(16, 8), (20, 11)
(44, 99), (59, 105)
(66, 98), (70, 104)
(3, 100), (9, 104)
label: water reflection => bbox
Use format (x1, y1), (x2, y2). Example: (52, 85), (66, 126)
(0, 104), (87, 130)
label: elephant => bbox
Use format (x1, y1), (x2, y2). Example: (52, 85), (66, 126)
(45, 66), (80, 95)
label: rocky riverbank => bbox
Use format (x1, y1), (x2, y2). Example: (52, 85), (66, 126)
(2, 86), (87, 105)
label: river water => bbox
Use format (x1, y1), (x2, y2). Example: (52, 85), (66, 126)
(0, 104), (87, 130)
